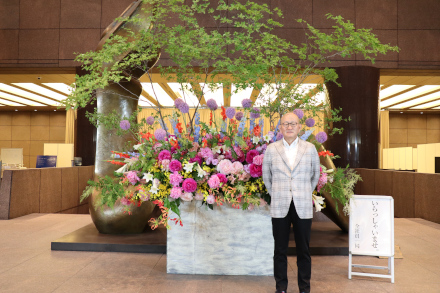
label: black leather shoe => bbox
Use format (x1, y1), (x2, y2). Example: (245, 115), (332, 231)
(275, 290), (286, 293)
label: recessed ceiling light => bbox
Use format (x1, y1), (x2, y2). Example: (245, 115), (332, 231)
(34, 109), (37, 111)
(15, 109), (18, 111)
(421, 112), (423, 114)
(400, 112), (403, 113)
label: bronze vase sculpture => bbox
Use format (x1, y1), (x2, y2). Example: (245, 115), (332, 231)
(89, 0), (159, 234)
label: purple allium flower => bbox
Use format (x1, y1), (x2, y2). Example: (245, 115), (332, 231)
(178, 102), (189, 114)
(119, 120), (130, 130)
(169, 171), (183, 186)
(126, 171), (140, 185)
(206, 99), (218, 111)
(182, 178), (197, 193)
(249, 163), (262, 178)
(225, 107), (236, 119)
(169, 160), (182, 172)
(170, 187), (182, 199)
(315, 131), (328, 143)
(154, 128), (167, 141)
(146, 116), (155, 125)
(276, 132), (283, 141)
(241, 98), (252, 108)
(246, 149), (259, 164)
(206, 194), (216, 204)
(305, 118), (315, 127)
(250, 107), (260, 119)
(293, 109), (304, 119)
(174, 98), (184, 108)
(207, 174), (220, 189)
(235, 111), (244, 121)
(158, 150), (171, 161)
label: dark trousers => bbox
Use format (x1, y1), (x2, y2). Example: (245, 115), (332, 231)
(272, 200), (312, 292)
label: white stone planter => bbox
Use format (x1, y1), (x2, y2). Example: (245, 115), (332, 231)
(167, 200), (274, 276)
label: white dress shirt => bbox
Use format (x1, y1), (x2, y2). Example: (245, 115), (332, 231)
(282, 137), (299, 170)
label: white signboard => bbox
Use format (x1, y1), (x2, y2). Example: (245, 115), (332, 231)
(349, 195), (395, 283)
(349, 195), (394, 256)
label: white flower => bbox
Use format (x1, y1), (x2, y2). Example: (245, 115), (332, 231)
(312, 193), (325, 212)
(142, 172), (153, 183)
(263, 134), (272, 143)
(212, 145), (222, 154)
(115, 164), (128, 174)
(195, 164), (207, 178)
(252, 136), (260, 144)
(133, 144), (142, 150)
(150, 185), (159, 194)
(152, 178), (160, 187)
(183, 162), (196, 173)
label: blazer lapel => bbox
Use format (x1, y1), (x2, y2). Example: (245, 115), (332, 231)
(291, 139), (307, 172)
(274, 140), (291, 171)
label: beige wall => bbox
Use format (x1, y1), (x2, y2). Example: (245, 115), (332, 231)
(389, 113), (440, 148)
(0, 111), (66, 168)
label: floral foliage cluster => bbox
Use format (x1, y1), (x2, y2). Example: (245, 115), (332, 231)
(81, 97), (359, 229)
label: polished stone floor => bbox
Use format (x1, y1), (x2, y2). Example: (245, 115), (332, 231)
(0, 214), (439, 293)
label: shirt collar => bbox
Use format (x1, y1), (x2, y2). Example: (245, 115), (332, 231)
(282, 137), (299, 149)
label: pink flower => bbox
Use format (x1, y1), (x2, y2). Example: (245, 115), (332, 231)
(182, 178), (198, 193)
(227, 175), (236, 184)
(169, 171), (183, 186)
(199, 147), (214, 159)
(247, 204), (254, 211)
(206, 194), (216, 204)
(181, 192), (194, 202)
(169, 160), (182, 172)
(158, 150), (171, 161)
(238, 172), (251, 182)
(216, 173), (227, 185)
(138, 189), (150, 201)
(317, 173), (328, 192)
(126, 171), (140, 185)
(252, 154), (264, 166)
(195, 191), (205, 201)
(233, 146), (244, 157)
(120, 197), (131, 206)
(246, 150), (259, 164)
(189, 142), (199, 152)
(161, 159), (170, 171)
(207, 175), (220, 189)
(217, 159), (233, 175)
(231, 161), (244, 174)
(170, 187), (182, 199)
(249, 164), (262, 178)
(259, 198), (267, 207)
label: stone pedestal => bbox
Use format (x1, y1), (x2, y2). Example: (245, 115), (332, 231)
(167, 201), (274, 276)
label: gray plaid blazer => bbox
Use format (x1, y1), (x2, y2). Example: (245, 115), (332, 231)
(262, 139), (320, 219)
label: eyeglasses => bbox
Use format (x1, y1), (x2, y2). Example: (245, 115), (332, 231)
(281, 122), (298, 128)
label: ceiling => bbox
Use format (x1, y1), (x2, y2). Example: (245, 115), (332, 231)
(0, 72), (439, 111)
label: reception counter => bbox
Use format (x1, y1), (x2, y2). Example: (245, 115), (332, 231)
(0, 166), (94, 220)
(353, 168), (440, 224)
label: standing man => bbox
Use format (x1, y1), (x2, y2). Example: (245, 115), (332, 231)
(262, 112), (320, 293)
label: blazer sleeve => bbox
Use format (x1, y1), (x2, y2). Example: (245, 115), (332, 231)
(310, 145), (320, 190)
(262, 145), (272, 195)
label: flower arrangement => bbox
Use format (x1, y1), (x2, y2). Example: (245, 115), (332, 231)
(81, 98), (359, 229)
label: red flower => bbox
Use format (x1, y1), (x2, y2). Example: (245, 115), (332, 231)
(176, 122), (183, 133)
(253, 125), (261, 137)
(221, 106), (227, 121)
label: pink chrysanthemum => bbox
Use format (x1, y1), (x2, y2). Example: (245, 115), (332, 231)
(170, 187), (182, 199)
(246, 150), (259, 164)
(158, 150), (171, 161)
(169, 160), (182, 172)
(169, 171), (183, 186)
(249, 164), (262, 178)
(182, 178), (198, 193)
(252, 154), (264, 166)
(207, 175), (221, 189)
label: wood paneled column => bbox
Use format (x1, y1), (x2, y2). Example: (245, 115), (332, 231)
(325, 66), (380, 169)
